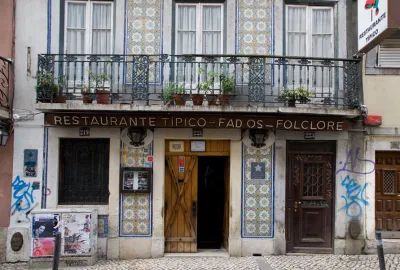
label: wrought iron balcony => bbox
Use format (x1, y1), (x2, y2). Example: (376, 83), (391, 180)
(36, 54), (362, 109)
(0, 56), (11, 111)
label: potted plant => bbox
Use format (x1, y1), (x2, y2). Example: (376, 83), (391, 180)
(54, 76), (67, 103)
(194, 70), (218, 106)
(81, 87), (94, 104)
(280, 87), (314, 107)
(218, 74), (235, 105)
(88, 69), (110, 104)
(163, 82), (185, 105)
(36, 72), (60, 103)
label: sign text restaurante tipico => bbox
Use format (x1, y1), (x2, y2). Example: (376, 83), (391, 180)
(45, 113), (350, 131)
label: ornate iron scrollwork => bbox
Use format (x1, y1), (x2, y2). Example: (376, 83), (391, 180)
(343, 61), (361, 107)
(132, 55), (150, 101)
(248, 57), (265, 103)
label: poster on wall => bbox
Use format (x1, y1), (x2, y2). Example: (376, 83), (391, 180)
(62, 213), (92, 255)
(31, 214), (60, 257)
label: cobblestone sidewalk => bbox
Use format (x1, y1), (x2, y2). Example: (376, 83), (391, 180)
(2, 254), (400, 270)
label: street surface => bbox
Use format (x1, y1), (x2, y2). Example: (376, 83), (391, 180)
(2, 254), (400, 270)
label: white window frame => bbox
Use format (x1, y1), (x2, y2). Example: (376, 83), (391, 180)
(285, 5), (334, 58)
(175, 3), (224, 55)
(64, 0), (114, 55)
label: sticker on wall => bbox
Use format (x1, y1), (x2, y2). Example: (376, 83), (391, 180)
(98, 215), (109, 238)
(24, 149), (38, 177)
(147, 156), (153, 163)
(179, 156), (185, 173)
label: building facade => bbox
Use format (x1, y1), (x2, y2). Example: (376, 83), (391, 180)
(7, 0), (367, 263)
(0, 0), (15, 263)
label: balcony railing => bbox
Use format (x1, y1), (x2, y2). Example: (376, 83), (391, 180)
(0, 56), (11, 110)
(37, 54), (362, 109)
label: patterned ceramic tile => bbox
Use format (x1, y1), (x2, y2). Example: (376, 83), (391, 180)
(121, 193), (151, 236)
(121, 144), (153, 168)
(242, 145), (273, 237)
(125, 0), (163, 83)
(237, 0), (273, 83)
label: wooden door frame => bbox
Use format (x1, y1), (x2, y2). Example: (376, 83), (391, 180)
(164, 140), (231, 252)
(285, 141), (336, 253)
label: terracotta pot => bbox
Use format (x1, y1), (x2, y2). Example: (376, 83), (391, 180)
(173, 94), (186, 105)
(82, 94), (93, 104)
(208, 96), (218, 106)
(191, 94), (204, 106)
(96, 90), (110, 104)
(218, 95), (231, 106)
(55, 96), (66, 103)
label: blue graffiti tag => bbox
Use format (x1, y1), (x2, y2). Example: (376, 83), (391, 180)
(336, 148), (375, 175)
(339, 175), (369, 218)
(10, 176), (35, 213)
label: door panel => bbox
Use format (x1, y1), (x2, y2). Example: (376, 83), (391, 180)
(375, 152), (400, 238)
(165, 156), (198, 253)
(286, 142), (335, 253)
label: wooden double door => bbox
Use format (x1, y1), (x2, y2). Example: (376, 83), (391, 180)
(286, 141), (335, 253)
(164, 140), (230, 253)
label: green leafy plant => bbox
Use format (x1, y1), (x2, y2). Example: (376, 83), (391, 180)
(163, 82), (184, 101)
(88, 68), (110, 89)
(36, 71), (59, 98)
(280, 87), (314, 101)
(220, 74), (235, 94)
(197, 69), (218, 93)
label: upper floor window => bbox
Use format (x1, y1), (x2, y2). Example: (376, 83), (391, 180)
(377, 31), (400, 68)
(176, 3), (223, 55)
(286, 5), (333, 58)
(65, 1), (113, 55)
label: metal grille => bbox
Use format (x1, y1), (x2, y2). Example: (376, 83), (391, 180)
(303, 164), (323, 196)
(383, 170), (395, 194)
(59, 139), (110, 204)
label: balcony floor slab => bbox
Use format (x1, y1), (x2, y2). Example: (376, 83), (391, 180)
(35, 102), (361, 118)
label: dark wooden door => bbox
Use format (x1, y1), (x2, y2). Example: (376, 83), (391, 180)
(286, 141), (335, 253)
(375, 152), (400, 238)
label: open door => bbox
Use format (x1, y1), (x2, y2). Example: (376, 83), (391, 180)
(164, 156), (198, 253)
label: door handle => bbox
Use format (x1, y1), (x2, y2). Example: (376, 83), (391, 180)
(294, 201), (301, 212)
(192, 201), (197, 218)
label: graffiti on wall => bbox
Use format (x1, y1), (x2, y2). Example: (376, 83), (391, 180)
(10, 176), (37, 215)
(337, 148), (375, 218)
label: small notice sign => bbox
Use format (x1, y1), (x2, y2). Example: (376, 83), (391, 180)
(179, 156), (185, 172)
(147, 156), (153, 162)
(79, 127), (90, 136)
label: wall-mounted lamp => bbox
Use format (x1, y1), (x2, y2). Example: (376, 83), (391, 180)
(249, 129), (268, 148)
(127, 127), (147, 147)
(0, 125), (10, 147)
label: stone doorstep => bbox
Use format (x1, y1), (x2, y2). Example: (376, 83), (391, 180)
(28, 255), (97, 269)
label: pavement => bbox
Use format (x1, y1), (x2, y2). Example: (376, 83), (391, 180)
(1, 254), (400, 270)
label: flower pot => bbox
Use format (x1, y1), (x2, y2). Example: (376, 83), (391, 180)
(191, 94), (204, 106)
(287, 99), (296, 107)
(82, 94), (93, 104)
(173, 94), (186, 105)
(96, 90), (110, 104)
(55, 95), (67, 103)
(208, 96), (218, 106)
(218, 94), (231, 106)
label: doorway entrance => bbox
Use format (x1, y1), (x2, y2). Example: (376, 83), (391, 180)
(164, 140), (230, 253)
(285, 141), (336, 253)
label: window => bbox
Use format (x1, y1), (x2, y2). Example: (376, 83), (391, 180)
(176, 3), (223, 55)
(286, 5), (333, 92)
(377, 31), (400, 68)
(59, 139), (110, 204)
(65, 1), (113, 55)
(286, 6), (333, 58)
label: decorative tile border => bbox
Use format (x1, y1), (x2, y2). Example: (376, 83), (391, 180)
(121, 144), (153, 168)
(124, 0), (163, 84)
(236, 0), (274, 83)
(242, 144), (274, 238)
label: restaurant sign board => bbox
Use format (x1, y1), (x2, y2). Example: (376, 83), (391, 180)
(45, 113), (351, 131)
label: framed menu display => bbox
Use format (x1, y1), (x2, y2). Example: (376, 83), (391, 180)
(120, 167), (152, 193)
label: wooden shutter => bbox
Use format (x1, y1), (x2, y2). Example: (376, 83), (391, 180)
(378, 31), (400, 68)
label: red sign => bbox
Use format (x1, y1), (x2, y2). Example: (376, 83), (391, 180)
(147, 156), (153, 162)
(179, 156), (185, 168)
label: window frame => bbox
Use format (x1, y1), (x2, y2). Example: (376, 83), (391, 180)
(64, 0), (114, 55)
(285, 5), (334, 58)
(175, 2), (224, 55)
